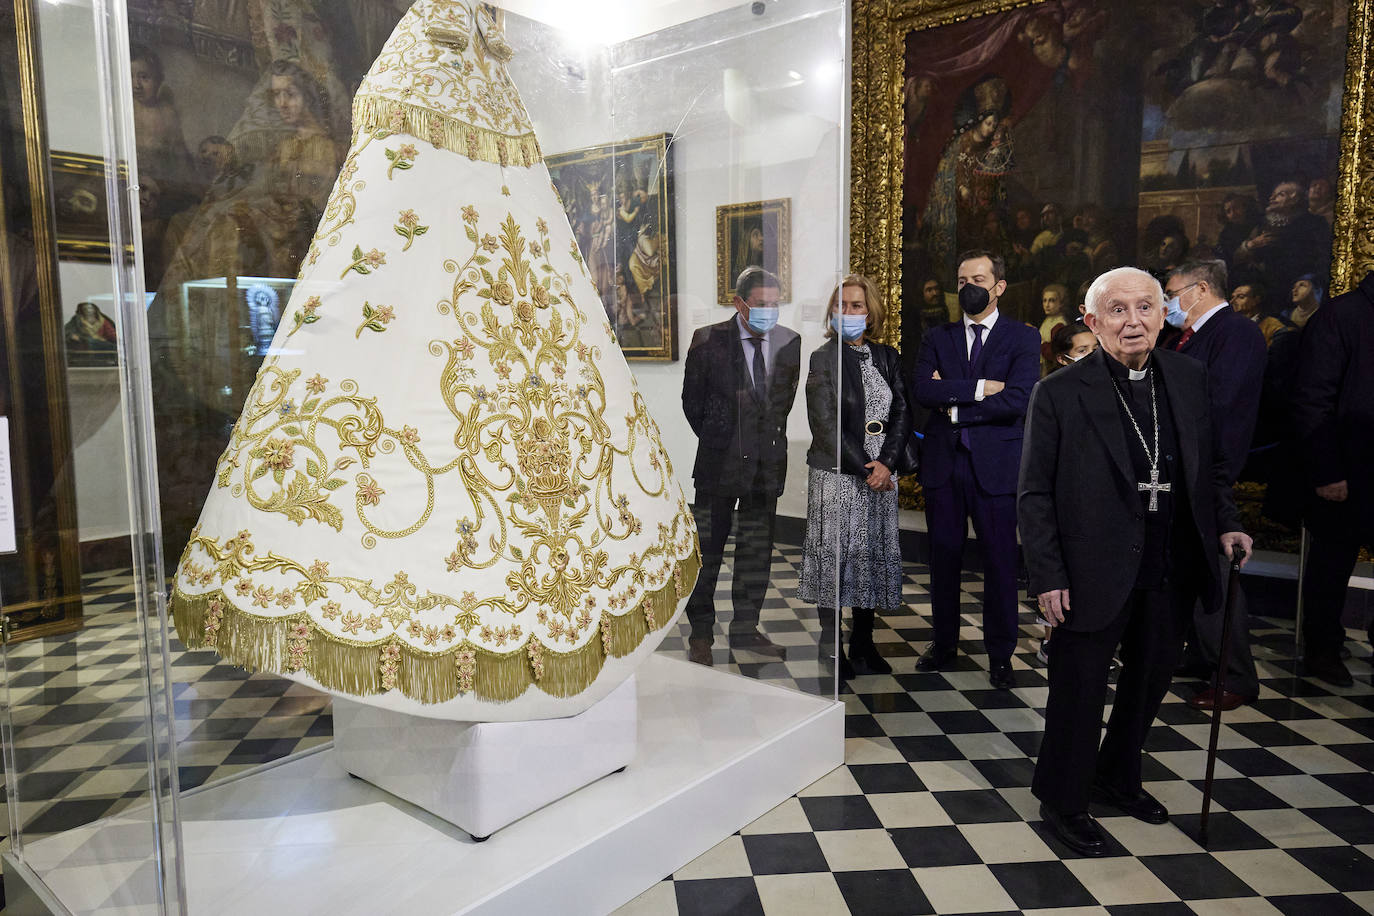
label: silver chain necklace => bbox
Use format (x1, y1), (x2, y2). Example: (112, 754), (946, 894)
(1111, 368), (1172, 512)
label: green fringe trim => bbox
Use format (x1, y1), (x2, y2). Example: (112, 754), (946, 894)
(170, 548), (700, 706)
(352, 94), (542, 167)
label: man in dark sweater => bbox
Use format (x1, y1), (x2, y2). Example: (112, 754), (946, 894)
(1163, 260), (1267, 709)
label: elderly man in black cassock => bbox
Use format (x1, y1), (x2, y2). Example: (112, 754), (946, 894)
(1018, 266), (1253, 856)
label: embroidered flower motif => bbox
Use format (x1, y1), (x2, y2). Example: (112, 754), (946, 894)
(526, 641), (544, 681)
(642, 597), (656, 630)
(341, 612), (364, 635)
(445, 551), (463, 572)
(461, 205), (479, 224)
(379, 643), (402, 690)
(394, 209), (429, 251)
(481, 234), (499, 253)
(236, 579), (253, 596)
(495, 362), (512, 380)
(321, 601), (341, 620)
(341, 246), (386, 279)
(491, 281), (515, 306)
(600, 617), (613, 657)
(456, 648), (477, 692)
(388, 105), (406, 133)
(531, 284), (550, 308)
(277, 400), (297, 419)
(204, 597), (226, 647)
(355, 301), (396, 338)
(262, 437), (295, 470)
(515, 300), (534, 322)
(289, 295), (323, 337)
(276, 590), (297, 608)
(384, 143), (418, 179)
(528, 241), (542, 258)
(457, 337), (476, 359)
(251, 586), (274, 608)
(356, 475), (385, 507)
(365, 615), (384, 633)
(285, 621), (310, 672)
(305, 373), (327, 394)
(536, 218), (548, 235)
(501, 185), (511, 196)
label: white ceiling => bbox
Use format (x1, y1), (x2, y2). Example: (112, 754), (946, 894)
(498, 0), (749, 44)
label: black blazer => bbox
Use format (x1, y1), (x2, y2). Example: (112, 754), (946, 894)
(682, 317), (801, 498)
(1174, 304), (1267, 484)
(1017, 348), (1241, 632)
(804, 338), (913, 477)
(1292, 270), (1374, 521)
(911, 315), (1041, 496)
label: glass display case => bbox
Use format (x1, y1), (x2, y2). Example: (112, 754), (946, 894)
(1, 0), (850, 911)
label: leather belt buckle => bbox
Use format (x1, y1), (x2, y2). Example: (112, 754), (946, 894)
(865, 420), (885, 435)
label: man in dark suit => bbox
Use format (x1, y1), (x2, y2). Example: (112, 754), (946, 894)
(1019, 266), (1252, 856)
(1291, 270), (1374, 687)
(1162, 260), (1267, 710)
(681, 267), (801, 664)
(912, 250), (1040, 690)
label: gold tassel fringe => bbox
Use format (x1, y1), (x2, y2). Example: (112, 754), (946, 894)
(351, 94), (543, 167)
(170, 549), (700, 707)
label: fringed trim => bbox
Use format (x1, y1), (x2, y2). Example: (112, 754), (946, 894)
(171, 549), (700, 706)
(351, 94), (542, 167)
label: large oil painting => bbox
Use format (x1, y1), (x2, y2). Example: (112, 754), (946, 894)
(546, 133), (678, 360)
(852, 0), (1374, 545)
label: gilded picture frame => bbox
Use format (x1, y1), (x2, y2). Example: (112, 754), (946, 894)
(51, 151), (127, 263)
(546, 132), (679, 361)
(850, 0), (1374, 347)
(715, 197), (793, 305)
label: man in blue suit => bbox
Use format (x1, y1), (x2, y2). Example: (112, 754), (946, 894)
(911, 250), (1041, 689)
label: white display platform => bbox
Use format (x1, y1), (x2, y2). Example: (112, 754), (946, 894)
(8, 655), (843, 915)
(334, 674), (639, 839)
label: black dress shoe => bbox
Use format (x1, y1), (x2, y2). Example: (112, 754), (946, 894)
(1304, 652), (1354, 688)
(1039, 803), (1108, 857)
(989, 660), (1013, 690)
(1093, 782), (1168, 824)
(915, 645), (955, 673)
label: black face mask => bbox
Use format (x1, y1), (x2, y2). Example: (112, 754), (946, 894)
(958, 282), (991, 315)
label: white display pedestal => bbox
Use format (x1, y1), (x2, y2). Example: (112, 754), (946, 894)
(333, 675), (638, 840)
(9, 655), (843, 915)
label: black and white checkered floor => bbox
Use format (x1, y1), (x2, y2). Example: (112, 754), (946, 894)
(4, 547), (1374, 914)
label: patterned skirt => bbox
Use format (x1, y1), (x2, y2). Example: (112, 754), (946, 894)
(798, 466), (903, 610)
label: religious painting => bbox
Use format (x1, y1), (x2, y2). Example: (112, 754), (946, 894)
(63, 301), (119, 368)
(124, 0), (412, 557)
(546, 133), (679, 360)
(852, 0), (1374, 547)
(715, 197), (792, 305)
(50, 151), (128, 262)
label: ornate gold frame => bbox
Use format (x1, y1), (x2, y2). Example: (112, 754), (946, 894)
(715, 197), (793, 304)
(850, 0), (1374, 346)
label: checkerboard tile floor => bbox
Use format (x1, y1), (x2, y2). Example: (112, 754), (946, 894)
(3, 549), (1373, 915)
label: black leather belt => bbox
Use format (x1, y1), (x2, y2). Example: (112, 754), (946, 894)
(865, 420), (885, 435)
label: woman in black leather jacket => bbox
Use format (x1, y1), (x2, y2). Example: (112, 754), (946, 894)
(798, 275), (915, 678)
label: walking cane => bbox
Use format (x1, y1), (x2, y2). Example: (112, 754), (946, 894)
(1198, 545), (1246, 849)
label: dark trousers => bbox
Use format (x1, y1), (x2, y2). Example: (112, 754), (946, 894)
(1033, 586), (1190, 815)
(925, 449), (1019, 662)
(685, 488), (778, 640)
(1302, 504), (1369, 659)
(1184, 555), (1258, 696)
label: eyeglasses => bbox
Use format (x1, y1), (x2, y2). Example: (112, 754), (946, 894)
(1165, 281), (1198, 299)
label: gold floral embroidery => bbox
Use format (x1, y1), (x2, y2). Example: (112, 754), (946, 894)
(342, 246), (387, 279)
(379, 643), (402, 690)
(355, 301), (397, 337)
(285, 621), (310, 672)
(288, 296), (323, 338)
(204, 597), (225, 646)
(394, 209), (429, 251)
(385, 142), (418, 179)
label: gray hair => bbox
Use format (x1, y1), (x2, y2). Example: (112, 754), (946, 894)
(1166, 259), (1228, 297)
(1084, 266), (1163, 316)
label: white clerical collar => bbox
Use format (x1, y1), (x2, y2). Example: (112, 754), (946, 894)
(1127, 366), (1148, 381)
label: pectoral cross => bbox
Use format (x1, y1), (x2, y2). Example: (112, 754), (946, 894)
(1138, 468), (1171, 512)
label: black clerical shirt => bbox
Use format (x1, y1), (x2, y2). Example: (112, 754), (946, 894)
(1104, 352), (1184, 589)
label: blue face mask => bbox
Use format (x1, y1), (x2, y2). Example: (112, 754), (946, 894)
(1163, 283), (1194, 328)
(831, 313), (868, 341)
(746, 305), (779, 334)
